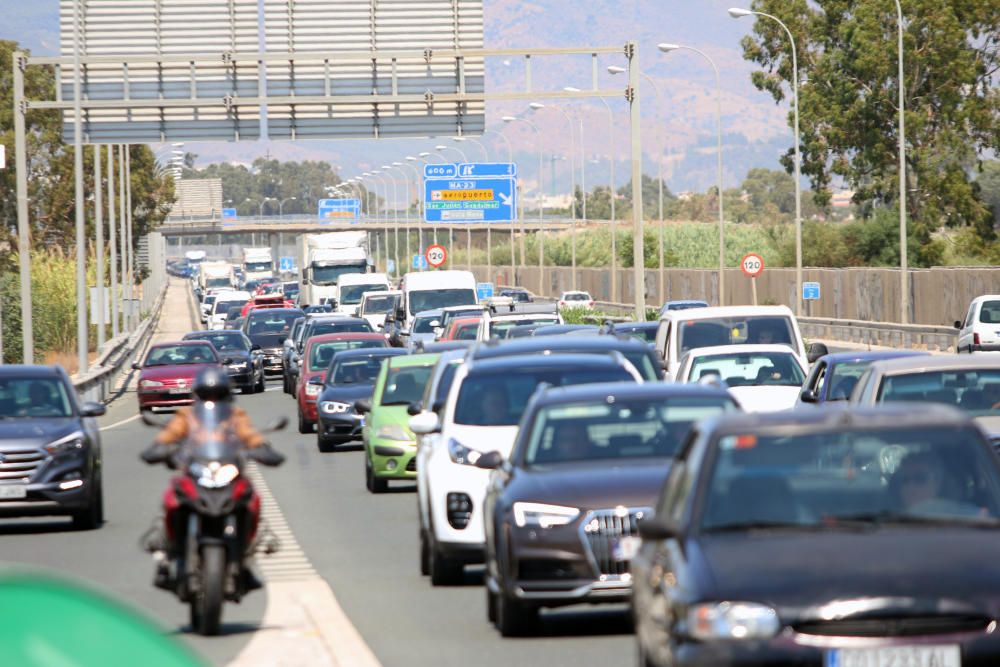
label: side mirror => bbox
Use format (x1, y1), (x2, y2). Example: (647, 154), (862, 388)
(80, 401), (107, 418)
(954, 320), (963, 330)
(433, 327), (444, 337)
(251, 344), (262, 351)
(377, 323), (385, 330)
(799, 388), (819, 404)
(131, 362), (142, 371)
(807, 342), (829, 364)
(637, 517), (683, 541)
(407, 402), (423, 416)
(264, 416), (289, 432)
(355, 398), (373, 414)
(475, 450), (504, 470)
(409, 411), (440, 435)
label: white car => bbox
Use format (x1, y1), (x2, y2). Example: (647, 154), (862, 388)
(558, 291), (595, 309)
(674, 344), (808, 412)
(357, 290), (401, 332)
(207, 290), (252, 330)
(956, 295), (1000, 354)
(476, 302), (562, 342)
(410, 353), (642, 586)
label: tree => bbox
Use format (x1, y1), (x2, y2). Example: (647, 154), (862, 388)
(978, 160), (1000, 228)
(739, 0), (1000, 237)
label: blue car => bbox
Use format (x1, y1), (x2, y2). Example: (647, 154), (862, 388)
(799, 350), (929, 404)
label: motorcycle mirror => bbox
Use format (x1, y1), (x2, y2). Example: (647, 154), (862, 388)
(263, 416), (289, 432)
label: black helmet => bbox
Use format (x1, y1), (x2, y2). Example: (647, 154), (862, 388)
(193, 366), (232, 402)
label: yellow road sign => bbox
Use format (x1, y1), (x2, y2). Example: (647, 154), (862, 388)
(431, 189), (495, 202)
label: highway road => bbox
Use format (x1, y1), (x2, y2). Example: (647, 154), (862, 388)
(0, 279), (634, 666)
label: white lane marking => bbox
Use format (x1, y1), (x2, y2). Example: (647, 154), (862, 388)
(99, 414), (141, 432)
(229, 465), (382, 667)
(264, 386), (282, 392)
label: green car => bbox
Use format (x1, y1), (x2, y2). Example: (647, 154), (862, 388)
(362, 353), (438, 493)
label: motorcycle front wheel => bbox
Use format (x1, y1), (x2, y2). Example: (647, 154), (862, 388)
(192, 544), (226, 635)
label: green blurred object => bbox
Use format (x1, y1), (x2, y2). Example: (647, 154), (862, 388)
(0, 570), (206, 667)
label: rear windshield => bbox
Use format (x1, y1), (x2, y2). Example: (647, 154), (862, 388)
(490, 317), (559, 339)
(362, 295), (397, 314)
(311, 320), (373, 337)
(310, 339), (386, 371)
(876, 369), (1000, 417)
(328, 357), (388, 385)
(979, 301), (1000, 324)
(689, 351), (805, 387)
(679, 316), (795, 353)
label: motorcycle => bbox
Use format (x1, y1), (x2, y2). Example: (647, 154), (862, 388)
(141, 404), (286, 636)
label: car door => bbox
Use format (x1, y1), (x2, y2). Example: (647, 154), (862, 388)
(959, 302), (977, 352)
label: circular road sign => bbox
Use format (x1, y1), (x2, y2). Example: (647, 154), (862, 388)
(426, 244), (448, 268)
(741, 253), (764, 278)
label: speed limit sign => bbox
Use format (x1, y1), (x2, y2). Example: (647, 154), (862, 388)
(426, 244), (447, 268)
(740, 253), (764, 278)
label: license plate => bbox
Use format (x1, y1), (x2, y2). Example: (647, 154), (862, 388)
(0, 485), (27, 499)
(612, 536), (641, 562)
(827, 645), (960, 667)
(169, 388), (190, 395)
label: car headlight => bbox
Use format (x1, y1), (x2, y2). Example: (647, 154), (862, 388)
(512, 502), (580, 529)
(190, 462), (241, 489)
(320, 401), (352, 414)
(687, 602), (780, 641)
(45, 431), (86, 455)
(376, 424), (412, 442)
(139, 379), (164, 389)
(304, 383), (322, 397)
(228, 361), (248, 371)
(447, 438), (483, 466)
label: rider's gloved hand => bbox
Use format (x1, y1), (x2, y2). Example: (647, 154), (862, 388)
(140, 442), (171, 465)
(250, 443), (285, 467)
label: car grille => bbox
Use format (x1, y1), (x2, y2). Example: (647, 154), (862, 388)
(794, 615), (991, 638)
(0, 448), (46, 483)
(406, 458), (417, 472)
(580, 507), (652, 577)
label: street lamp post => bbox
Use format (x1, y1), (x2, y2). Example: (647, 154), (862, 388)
(484, 128), (517, 285)
(454, 136), (489, 161)
(259, 197), (275, 219)
(894, 0), (909, 323)
(436, 144), (468, 163)
(381, 165), (401, 279)
(533, 102), (579, 290)
(278, 197), (296, 217)
(392, 162), (411, 273)
(503, 115), (546, 296)
(731, 7), (802, 315)
(656, 44), (727, 306)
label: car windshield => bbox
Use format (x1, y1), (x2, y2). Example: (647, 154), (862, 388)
(412, 316), (441, 334)
(524, 396), (737, 466)
(679, 315), (795, 352)
(876, 369), (1000, 416)
(214, 301), (244, 316)
(311, 320), (374, 337)
(226, 307), (244, 320)
(145, 344), (217, 366)
(699, 426), (1000, 532)
(455, 323), (479, 340)
(311, 264), (369, 286)
(563, 293), (591, 301)
(381, 365), (434, 406)
(203, 295), (217, 306)
(409, 289), (477, 315)
(490, 317), (559, 339)
(328, 357), (387, 385)
(501, 291), (531, 303)
(0, 377), (74, 418)
(205, 278), (230, 289)
(618, 325), (658, 344)
(689, 351), (805, 387)
(245, 261), (272, 273)
(310, 340), (386, 371)
(340, 284), (389, 305)
(454, 366), (635, 426)
(826, 360), (876, 401)
(187, 334), (249, 353)
(980, 301), (1000, 323)
(363, 296), (397, 314)
(431, 361), (463, 407)
(247, 312), (300, 336)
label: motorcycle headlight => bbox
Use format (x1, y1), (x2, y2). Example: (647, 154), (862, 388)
(512, 502), (579, 529)
(139, 379), (164, 389)
(45, 431), (85, 455)
(320, 401), (352, 414)
(376, 424), (412, 442)
(304, 383), (322, 397)
(192, 462), (241, 489)
(447, 438), (482, 466)
(686, 602), (780, 641)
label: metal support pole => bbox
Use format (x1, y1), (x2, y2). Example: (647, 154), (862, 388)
(449, 226), (454, 266)
(13, 51), (34, 364)
(73, 0), (89, 373)
(896, 0), (909, 324)
(118, 145), (127, 332)
(487, 226), (492, 284)
(538, 146), (545, 296)
(597, 97), (618, 302)
(108, 145), (119, 338)
(627, 43), (646, 321)
(94, 145), (106, 347)
(467, 227), (472, 272)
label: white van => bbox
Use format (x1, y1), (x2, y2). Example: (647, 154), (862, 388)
(654, 304), (814, 378)
(208, 290), (252, 330)
(398, 271), (477, 330)
(358, 290), (401, 331)
(956, 295), (1000, 353)
(335, 273), (391, 315)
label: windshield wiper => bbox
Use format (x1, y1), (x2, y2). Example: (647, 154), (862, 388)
(703, 520), (826, 534)
(830, 511), (1000, 529)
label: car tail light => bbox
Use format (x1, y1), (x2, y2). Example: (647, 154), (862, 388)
(974, 333), (981, 346)
(588, 301), (595, 307)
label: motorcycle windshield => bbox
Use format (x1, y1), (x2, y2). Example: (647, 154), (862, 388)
(188, 400), (242, 463)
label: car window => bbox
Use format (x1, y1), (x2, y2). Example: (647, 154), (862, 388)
(453, 367), (635, 426)
(699, 426), (1000, 532)
(328, 358), (386, 385)
(145, 344), (217, 366)
(311, 320), (374, 336)
(876, 369), (1000, 416)
(380, 366), (434, 406)
(310, 340), (386, 371)
(455, 323), (479, 340)
(688, 351), (805, 387)
(187, 334), (249, 353)
(408, 289), (477, 315)
(247, 312), (300, 335)
(965, 303), (978, 328)
(362, 295), (397, 314)
(524, 397), (736, 466)
(490, 317), (559, 339)
(978, 301), (1000, 324)
(827, 361), (877, 400)
(678, 316), (795, 352)
(0, 377), (73, 418)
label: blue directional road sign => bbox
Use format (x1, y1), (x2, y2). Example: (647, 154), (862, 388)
(222, 208), (237, 220)
(412, 255), (429, 270)
(279, 257), (295, 272)
(803, 282), (821, 301)
(424, 163), (517, 224)
(476, 282), (495, 300)
(318, 198), (361, 224)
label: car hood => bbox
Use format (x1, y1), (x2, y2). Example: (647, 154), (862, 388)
(447, 424), (520, 457)
(727, 386), (801, 413)
(369, 403), (411, 427)
(140, 364), (215, 381)
(508, 460), (669, 510)
(695, 529), (1000, 617)
(317, 383), (376, 404)
(0, 418), (82, 446)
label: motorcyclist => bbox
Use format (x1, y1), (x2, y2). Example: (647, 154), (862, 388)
(141, 366), (284, 590)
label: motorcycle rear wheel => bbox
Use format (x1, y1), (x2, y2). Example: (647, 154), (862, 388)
(193, 545), (226, 636)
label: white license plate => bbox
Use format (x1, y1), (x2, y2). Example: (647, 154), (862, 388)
(0, 485), (27, 500)
(612, 536), (641, 562)
(168, 388), (190, 395)
(827, 645), (960, 667)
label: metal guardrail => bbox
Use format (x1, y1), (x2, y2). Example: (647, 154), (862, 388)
(72, 284), (168, 403)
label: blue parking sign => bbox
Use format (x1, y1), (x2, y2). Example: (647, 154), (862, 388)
(279, 257), (295, 272)
(476, 283), (495, 300)
(803, 282), (821, 301)
(412, 255), (429, 270)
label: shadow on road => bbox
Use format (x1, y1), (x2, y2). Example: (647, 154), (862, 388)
(0, 518), (76, 535)
(176, 621), (267, 637)
(534, 606), (633, 638)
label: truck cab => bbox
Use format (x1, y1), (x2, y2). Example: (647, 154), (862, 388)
(335, 273), (391, 316)
(298, 232), (373, 308)
(396, 271), (478, 331)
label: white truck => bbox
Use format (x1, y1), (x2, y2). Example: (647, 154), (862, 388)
(335, 273), (391, 315)
(397, 270), (478, 330)
(199, 261), (234, 294)
(242, 247), (274, 284)
(296, 232), (373, 307)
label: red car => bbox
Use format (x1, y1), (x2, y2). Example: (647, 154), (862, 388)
(241, 294), (294, 317)
(134, 341), (229, 412)
(296, 333), (388, 433)
(440, 316), (482, 341)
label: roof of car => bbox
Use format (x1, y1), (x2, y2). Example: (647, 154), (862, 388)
(533, 381), (733, 408)
(414, 309), (444, 318)
(659, 304), (793, 322)
(151, 340), (214, 348)
(471, 334), (653, 360)
(441, 305), (482, 313)
(305, 332), (386, 347)
(865, 354), (1000, 376)
(246, 308), (303, 318)
(451, 316), (482, 326)
(608, 321), (659, 330)
(466, 352), (631, 375)
(413, 340), (474, 354)
(308, 315), (369, 325)
(329, 348), (407, 362)
(0, 365), (64, 378)
(183, 331), (245, 339)
(532, 324), (598, 336)
(819, 350), (929, 364)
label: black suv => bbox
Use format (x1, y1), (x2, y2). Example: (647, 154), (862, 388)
(0, 365), (106, 529)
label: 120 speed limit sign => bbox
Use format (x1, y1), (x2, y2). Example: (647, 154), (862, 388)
(740, 253), (764, 278)
(425, 244), (448, 268)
